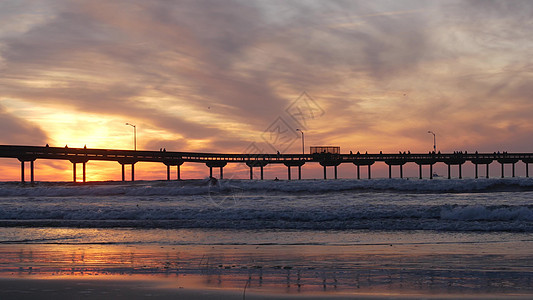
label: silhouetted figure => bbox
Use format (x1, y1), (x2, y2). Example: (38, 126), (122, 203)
(274, 177), (279, 181)
(277, 151), (280, 155)
(45, 144), (49, 147)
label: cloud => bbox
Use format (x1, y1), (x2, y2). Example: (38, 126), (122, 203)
(1, 0), (533, 156)
(0, 103), (48, 145)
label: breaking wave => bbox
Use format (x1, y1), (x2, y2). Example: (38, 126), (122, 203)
(0, 177), (533, 197)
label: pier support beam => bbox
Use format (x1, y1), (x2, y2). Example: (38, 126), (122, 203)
(21, 161), (25, 183)
(385, 161), (405, 179)
(445, 163), (464, 179)
(522, 159), (533, 178)
(284, 161), (305, 181)
(319, 161), (340, 180)
(414, 163), (434, 180)
(71, 160), (88, 182)
(497, 159), (519, 179)
(206, 161), (227, 179)
(18, 159), (36, 183)
(353, 161), (374, 180)
(31, 161), (35, 183)
(415, 163), (436, 179)
(73, 163), (77, 182)
(119, 162), (136, 182)
(475, 164), (478, 179)
(163, 160), (184, 181)
(472, 159), (493, 179)
(246, 162), (268, 180)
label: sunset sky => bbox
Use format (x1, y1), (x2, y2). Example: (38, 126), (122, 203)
(1, 0), (533, 181)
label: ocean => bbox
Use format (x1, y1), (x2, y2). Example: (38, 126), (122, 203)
(1, 178), (532, 297)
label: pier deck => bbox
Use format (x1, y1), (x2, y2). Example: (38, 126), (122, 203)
(0, 145), (530, 182)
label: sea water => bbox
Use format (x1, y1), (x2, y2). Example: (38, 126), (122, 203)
(0, 178), (532, 295)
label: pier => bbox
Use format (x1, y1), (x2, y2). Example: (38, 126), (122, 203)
(0, 145), (531, 182)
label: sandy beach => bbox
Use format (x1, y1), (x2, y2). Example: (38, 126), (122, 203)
(1, 236), (532, 299)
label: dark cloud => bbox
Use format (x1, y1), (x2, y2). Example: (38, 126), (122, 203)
(0, 104), (48, 145)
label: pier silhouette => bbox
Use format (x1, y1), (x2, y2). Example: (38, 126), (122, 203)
(1, 145), (532, 182)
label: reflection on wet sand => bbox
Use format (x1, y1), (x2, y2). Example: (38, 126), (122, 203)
(1, 243), (532, 296)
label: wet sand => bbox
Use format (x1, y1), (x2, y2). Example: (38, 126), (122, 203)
(2, 277), (532, 300)
(1, 276), (531, 300)
(0, 239), (532, 299)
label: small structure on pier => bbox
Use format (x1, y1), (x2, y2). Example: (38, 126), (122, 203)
(311, 146), (341, 179)
(310, 146), (340, 155)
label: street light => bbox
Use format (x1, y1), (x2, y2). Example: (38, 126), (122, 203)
(126, 123), (137, 151)
(427, 131), (436, 153)
(296, 129), (305, 155)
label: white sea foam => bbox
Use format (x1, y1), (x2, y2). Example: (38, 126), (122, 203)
(0, 177), (532, 197)
(0, 178), (532, 232)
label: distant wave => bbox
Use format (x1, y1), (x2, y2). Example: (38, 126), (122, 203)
(1, 177), (533, 197)
(0, 203), (531, 232)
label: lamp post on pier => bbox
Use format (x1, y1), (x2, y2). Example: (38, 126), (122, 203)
(427, 131), (436, 152)
(126, 123), (137, 151)
(296, 129), (305, 155)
